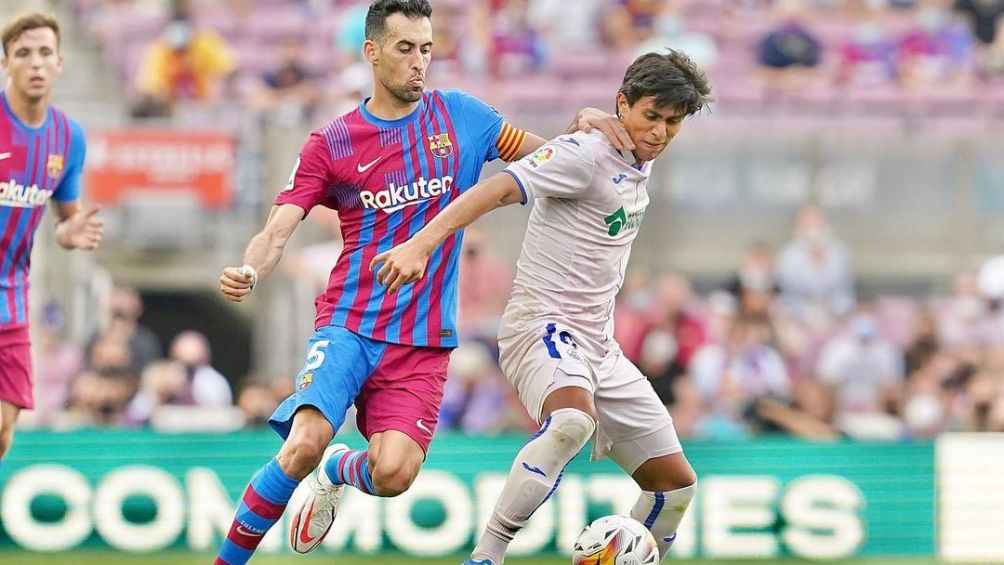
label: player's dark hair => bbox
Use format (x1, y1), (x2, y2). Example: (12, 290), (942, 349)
(365, 0), (433, 42)
(2, 12), (60, 57)
(618, 50), (713, 116)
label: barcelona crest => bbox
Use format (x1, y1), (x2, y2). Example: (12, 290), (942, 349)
(46, 154), (64, 178)
(298, 372), (314, 391)
(428, 132), (453, 158)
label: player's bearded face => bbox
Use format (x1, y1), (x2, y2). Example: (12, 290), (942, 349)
(616, 94), (685, 162)
(2, 28), (62, 102)
(374, 15), (432, 104)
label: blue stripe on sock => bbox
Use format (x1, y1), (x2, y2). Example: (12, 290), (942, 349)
(329, 449), (359, 485)
(523, 416), (552, 447)
(528, 466), (566, 517)
(251, 458), (298, 504)
(324, 449), (346, 485)
(644, 491), (665, 530)
(219, 540), (253, 565)
(341, 451), (359, 485)
(234, 501), (275, 533)
(359, 457), (375, 494)
(543, 468), (565, 504)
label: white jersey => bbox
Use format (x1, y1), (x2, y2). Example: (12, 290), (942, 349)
(502, 130), (651, 344)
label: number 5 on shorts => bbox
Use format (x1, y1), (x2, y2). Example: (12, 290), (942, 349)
(304, 339), (330, 371)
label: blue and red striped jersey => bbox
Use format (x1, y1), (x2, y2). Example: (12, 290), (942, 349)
(0, 92), (86, 330)
(276, 90), (512, 348)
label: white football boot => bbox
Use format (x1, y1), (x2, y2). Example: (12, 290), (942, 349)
(289, 443), (348, 553)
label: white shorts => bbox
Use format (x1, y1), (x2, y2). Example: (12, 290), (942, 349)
(498, 318), (682, 474)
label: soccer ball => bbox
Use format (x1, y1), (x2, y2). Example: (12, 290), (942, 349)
(571, 515), (659, 565)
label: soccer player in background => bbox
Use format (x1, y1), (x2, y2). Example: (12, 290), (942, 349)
(372, 49), (713, 565)
(0, 12), (103, 463)
(214, 1), (629, 563)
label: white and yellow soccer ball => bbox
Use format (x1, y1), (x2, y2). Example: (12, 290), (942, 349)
(571, 515), (659, 565)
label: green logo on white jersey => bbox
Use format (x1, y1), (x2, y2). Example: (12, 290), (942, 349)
(604, 206), (644, 237)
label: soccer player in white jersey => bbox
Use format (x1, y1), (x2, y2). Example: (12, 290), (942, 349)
(371, 50), (712, 565)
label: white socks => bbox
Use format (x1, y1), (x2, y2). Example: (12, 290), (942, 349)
(630, 483), (696, 560)
(471, 408), (596, 564)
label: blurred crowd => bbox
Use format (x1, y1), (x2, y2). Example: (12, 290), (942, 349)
(29, 286), (251, 431)
(69, 0), (1004, 123)
(451, 205), (1004, 442)
(28, 203), (1004, 442)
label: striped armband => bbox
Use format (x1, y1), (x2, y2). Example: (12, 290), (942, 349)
(496, 122), (528, 162)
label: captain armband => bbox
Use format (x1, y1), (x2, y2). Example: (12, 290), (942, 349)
(496, 122), (529, 162)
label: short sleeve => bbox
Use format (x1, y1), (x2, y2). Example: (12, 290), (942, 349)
(504, 137), (595, 203)
(446, 90), (505, 163)
(274, 132), (331, 215)
(53, 119), (86, 203)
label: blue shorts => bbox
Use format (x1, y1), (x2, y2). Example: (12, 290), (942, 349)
(269, 325), (450, 452)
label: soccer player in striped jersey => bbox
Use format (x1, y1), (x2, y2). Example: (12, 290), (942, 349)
(373, 50), (713, 565)
(213, 1), (629, 563)
(0, 12), (102, 462)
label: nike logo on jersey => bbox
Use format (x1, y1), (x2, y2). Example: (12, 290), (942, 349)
(612, 173), (627, 185)
(0, 152), (11, 160)
(357, 156), (382, 173)
(416, 419), (432, 435)
(522, 462), (547, 477)
(663, 533), (677, 543)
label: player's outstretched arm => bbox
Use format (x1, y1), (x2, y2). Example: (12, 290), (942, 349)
(53, 201), (103, 251)
(220, 204), (304, 302)
(565, 107), (635, 151)
(504, 111), (632, 164)
(370, 172), (523, 293)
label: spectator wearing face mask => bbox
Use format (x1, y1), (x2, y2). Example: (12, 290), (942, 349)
(776, 203), (856, 323)
(632, 0), (718, 69)
(815, 307), (905, 439)
(837, 3), (899, 87)
(131, 0), (235, 117)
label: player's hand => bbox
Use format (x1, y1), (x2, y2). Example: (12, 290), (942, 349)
(220, 266), (254, 302)
(64, 207), (104, 250)
(370, 241), (431, 294)
(574, 107), (634, 151)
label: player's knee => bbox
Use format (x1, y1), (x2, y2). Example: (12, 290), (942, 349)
(278, 434), (328, 479)
(370, 458), (419, 497)
(548, 408), (596, 450)
(639, 463), (697, 493)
